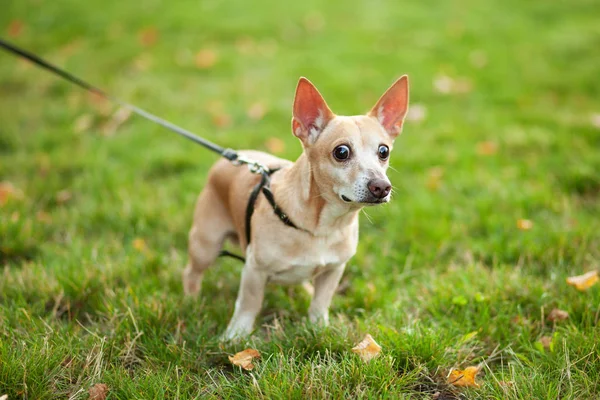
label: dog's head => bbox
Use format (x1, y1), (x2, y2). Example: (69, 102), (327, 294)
(291, 76), (409, 207)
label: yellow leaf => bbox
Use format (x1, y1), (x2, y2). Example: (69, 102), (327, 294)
(547, 308), (569, 322)
(448, 366), (480, 388)
(265, 138), (285, 154)
(516, 219), (533, 231)
(138, 27), (159, 47)
(351, 333), (382, 363)
(195, 48), (218, 69)
(133, 238), (147, 252)
(247, 102), (267, 121)
(88, 383), (109, 400)
(0, 181), (21, 206)
(476, 141), (498, 156)
(7, 20), (24, 38)
(566, 270), (599, 291)
(229, 348), (260, 370)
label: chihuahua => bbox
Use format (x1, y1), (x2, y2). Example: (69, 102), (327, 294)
(183, 76), (409, 339)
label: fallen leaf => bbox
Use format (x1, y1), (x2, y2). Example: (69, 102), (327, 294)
(88, 383), (109, 400)
(469, 50), (487, 68)
(195, 48), (218, 69)
(406, 103), (427, 123)
(547, 308), (569, 322)
(433, 75), (454, 94)
(448, 366), (480, 388)
(304, 12), (325, 32)
(73, 114), (94, 133)
(56, 190), (73, 204)
(516, 219), (533, 231)
(229, 348), (261, 370)
(7, 20), (24, 37)
(476, 141), (498, 156)
(133, 238), (147, 252)
(247, 102), (267, 121)
(351, 334), (382, 362)
(235, 36), (256, 54)
(0, 181), (20, 206)
(103, 107), (133, 136)
(566, 270), (599, 291)
(138, 27), (159, 47)
(212, 113), (232, 128)
(36, 211), (52, 223)
(591, 113), (600, 129)
(426, 167), (444, 191)
(539, 336), (553, 351)
(265, 138), (285, 154)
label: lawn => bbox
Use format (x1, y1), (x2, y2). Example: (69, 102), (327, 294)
(1, 0), (600, 398)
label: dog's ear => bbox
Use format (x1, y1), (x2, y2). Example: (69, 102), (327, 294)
(368, 75), (409, 138)
(292, 77), (334, 145)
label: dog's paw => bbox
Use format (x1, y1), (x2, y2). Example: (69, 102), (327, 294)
(308, 309), (330, 326)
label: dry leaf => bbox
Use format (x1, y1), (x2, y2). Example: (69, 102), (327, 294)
(539, 336), (552, 350)
(434, 75), (454, 94)
(448, 366), (480, 388)
(235, 36), (256, 55)
(476, 141), (498, 156)
(516, 219), (533, 231)
(265, 138), (285, 154)
(304, 12), (325, 32)
(229, 348), (261, 370)
(36, 211), (52, 223)
(406, 103), (427, 123)
(56, 190), (73, 204)
(547, 308), (569, 322)
(469, 50), (487, 68)
(138, 27), (159, 47)
(351, 334), (382, 362)
(0, 181), (20, 206)
(7, 20), (24, 37)
(591, 113), (600, 129)
(212, 113), (232, 128)
(566, 270), (599, 291)
(103, 107), (133, 136)
(133, 238), (147, 252)
(247, 102), (267, 121)
(88, 383), (109, 400)
(195, 48), (218, 69)
(426, 167), (444, 191)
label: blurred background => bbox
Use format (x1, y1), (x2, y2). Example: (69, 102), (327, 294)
(0, 0), (599, 397)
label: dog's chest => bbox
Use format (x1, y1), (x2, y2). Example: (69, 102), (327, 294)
(261, 227), (358, 284)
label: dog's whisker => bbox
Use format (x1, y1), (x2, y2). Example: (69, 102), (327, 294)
(361, 209), (374, 225)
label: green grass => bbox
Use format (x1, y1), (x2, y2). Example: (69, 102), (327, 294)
(1, 0), (600, 398)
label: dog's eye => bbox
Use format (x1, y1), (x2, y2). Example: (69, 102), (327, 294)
(333, 145), (351, 161)
(378, 145), (389, 161)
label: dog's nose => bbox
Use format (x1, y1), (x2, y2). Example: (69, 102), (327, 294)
(367, 179), (391, 199)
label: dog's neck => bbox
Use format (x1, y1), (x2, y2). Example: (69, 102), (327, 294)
(275, 153), (360, 235)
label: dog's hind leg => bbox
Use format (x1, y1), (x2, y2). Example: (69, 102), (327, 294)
(183, 185), (233, 296)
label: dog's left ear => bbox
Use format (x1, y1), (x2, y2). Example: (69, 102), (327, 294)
(292, 77), (335, 146)
(368, 75), (409, 138)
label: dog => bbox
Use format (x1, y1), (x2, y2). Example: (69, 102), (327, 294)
(183, 76), (409, 339)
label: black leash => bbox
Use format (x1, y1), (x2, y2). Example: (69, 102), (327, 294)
(0, 38), (306, 262)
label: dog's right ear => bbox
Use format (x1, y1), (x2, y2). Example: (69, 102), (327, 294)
(292, 77), (334, 146)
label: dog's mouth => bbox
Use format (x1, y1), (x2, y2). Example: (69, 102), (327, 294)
(340, 195), (388, 205)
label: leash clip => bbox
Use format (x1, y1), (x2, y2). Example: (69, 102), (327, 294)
(233, 155), (270, 175)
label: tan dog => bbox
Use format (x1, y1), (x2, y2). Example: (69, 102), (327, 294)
(183, 76), (409, 339)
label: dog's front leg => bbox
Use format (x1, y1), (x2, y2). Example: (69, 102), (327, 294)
(308, 263), (346, 325)
(223, 259), (267, 340)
